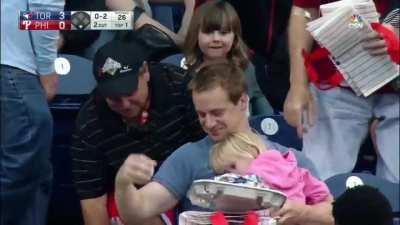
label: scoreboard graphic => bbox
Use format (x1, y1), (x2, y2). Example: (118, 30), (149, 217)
(19, 11), (133, 30)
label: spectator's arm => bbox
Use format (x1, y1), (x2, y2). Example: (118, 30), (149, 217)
(80, 195), (110, 225)
(135, 0), (194, 47)
(300, 196), (334, 225)
(106, 0), (195, 47)
(283, 6), (319, 137)
(115, 180), (178, 225)
(363, 8), (399, 56)
(272, 196), (334, 225)
(28, 0), (64, 75)
(70, 123), (109, 221)
(287, 6), (318, 87)
(29, 0), (64, 100)
(175, 0), (195, 45)
(39, 72), (58, 101)
(115, 154), (178, 225)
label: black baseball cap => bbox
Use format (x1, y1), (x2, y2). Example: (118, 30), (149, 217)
(93, 39), (153, 97)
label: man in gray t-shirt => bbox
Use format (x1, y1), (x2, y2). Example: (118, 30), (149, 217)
(114, 63), (334, 225)
(153, 135), (317, 211)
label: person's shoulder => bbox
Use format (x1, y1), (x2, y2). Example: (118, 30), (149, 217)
(170, 136), (212, 158)
(159, 136), (212, 170)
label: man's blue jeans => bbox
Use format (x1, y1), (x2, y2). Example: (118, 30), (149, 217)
(1, 65), (53, 225)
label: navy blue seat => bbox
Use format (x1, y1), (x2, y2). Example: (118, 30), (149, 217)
(249, 114), (302, 150)
(151, 3), (175, 31)
(48, 54), (96, 225)
(326, 172), (400, 225)
(48, 104), (83, 225)
(55, 54), (96, 95)
(160, 53), (185, 68)
(325, 172), (399, 214)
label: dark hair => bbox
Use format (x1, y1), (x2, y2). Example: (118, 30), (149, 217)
(184, 0), (249, 69)
(332, 185), (393, 225)
(188, 63), (247, 104)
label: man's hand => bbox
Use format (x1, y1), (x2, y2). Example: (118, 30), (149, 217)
(116, 154), (157, 188)
(272, 199), (310, 225)
(362, 30), (388, 56)
(106, 0), (136, 11)
(39, 72), (59, 102)
(283, 84), (316, 137)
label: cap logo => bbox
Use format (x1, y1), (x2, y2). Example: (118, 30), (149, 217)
(120, 65), (133, 74)
(102, 57), (121, 76)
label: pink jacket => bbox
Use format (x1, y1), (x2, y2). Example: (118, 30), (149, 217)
(246, 150), (330, 204)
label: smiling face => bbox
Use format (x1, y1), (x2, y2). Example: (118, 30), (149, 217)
(192, 86), (248, 142)
(198, 29), (234, 62)
(184, 1), (249, 68)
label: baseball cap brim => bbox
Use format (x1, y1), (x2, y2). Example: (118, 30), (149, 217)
(96, 71), (139, 97)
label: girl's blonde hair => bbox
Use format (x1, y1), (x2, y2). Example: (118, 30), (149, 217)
(211, 132), (266, 174)
(183, 0), (249, 69)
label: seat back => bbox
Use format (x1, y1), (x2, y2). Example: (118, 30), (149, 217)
(48, 102), (85, 225)
(325, 172), (399, 219)
(151, 4), (175, 31)
(160, 53), (186, 68)
(249, 114), (302, 150)
(56, 54), (96, 95)
(47, 54), (96, 225)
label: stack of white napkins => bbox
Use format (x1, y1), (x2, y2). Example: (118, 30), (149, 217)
(306, 0), (399, 96)
(178, 211), (277, 225)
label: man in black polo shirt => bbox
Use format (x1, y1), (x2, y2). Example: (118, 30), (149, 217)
(71, 39), (204, 225)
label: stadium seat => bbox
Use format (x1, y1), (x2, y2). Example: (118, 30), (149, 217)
(160, 53), (185, 68)
(249, 114), (302, 150)
(82, 31), (117, 60)
(55, 54), (96, 95)
(325, 172), (399, 212)
(325, 172), (399, 218)
(151, 4), (175, 31)
(47, 54), (96, 225)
